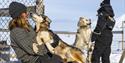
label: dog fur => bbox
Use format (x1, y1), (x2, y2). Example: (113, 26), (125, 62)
(31, 13), (86, 63)
(74, 17), (94, 63)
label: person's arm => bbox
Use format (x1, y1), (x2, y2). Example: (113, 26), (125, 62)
(11, 28), (36, 55)
(100, 0), (115, 30)
(106, 16), (115, 30)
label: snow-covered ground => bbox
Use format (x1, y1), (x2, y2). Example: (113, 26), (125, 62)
(111, 53), (121, 63)
(58, 34), (125, 63)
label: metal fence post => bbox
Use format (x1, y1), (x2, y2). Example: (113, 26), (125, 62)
(36, 0), (45, 15)
(122, 21), (125, 50)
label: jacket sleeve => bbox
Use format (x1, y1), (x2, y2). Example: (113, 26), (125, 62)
(100, 2), (115, 30)
(11, 28), (36, 55)
(106, 17), (115, 30)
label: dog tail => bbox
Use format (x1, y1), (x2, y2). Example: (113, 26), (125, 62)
(70, 49), (86, 63)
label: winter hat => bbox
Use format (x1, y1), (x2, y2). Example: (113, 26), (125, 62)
(9, 2), (27, 19)
(101, 0), (110, 6)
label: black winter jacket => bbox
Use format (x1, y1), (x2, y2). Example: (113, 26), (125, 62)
(91, 0), (115, 46)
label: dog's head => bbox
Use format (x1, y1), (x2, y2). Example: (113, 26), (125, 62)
(30, 13), (51, 32)
(30, 13), (43, 23)
(78, 17), (91, 27)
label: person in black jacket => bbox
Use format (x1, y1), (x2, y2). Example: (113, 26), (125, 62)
(9, 1), (63, 63)
(91, 0), (115, 63)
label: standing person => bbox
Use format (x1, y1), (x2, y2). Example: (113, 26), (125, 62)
(91, 0), (115, 63)
(9, 1), (63, 63)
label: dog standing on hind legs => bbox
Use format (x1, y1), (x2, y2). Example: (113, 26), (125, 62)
(74, 17), (94, 63)
(31, 13), (86, 63)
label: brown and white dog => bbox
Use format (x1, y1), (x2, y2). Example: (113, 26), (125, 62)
(74, 17), (94, 63)
(31, 13), (86, 63)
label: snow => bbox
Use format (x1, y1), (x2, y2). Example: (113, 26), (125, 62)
(110, 51), (125, 63)
(113, 14), (125, 31)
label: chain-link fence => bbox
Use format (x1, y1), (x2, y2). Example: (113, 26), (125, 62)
(0, 0), (37, 44)
(0, 0), (39, 62)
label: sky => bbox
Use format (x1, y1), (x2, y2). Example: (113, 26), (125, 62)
(44, 0), (125, 31)
(0, 0), (124, 31)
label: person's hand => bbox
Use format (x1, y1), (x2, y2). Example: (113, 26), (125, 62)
(91, 33), (96, 42)
(32, 43), (39, 53)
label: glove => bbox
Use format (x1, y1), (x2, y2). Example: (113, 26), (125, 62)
(91, 32), (101, 42)
(47, 52), (53, 58)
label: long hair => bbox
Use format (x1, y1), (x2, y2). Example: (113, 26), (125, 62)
(9, 17), (30, 31)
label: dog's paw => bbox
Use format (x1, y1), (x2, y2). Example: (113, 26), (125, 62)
(32, 43), (39, 53)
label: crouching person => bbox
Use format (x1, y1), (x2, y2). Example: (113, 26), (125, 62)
(9, 1), (63, 63)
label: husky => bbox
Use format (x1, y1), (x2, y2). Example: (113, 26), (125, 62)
(31, 13), (86, 63)
(74, 17), (94, 63)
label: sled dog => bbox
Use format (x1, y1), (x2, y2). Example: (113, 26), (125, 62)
(31, 13), (86, 63)
(74, 17), (94, 63)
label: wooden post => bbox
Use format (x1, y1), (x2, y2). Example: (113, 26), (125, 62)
(36, 0), (45, 15)
(119, 50), (125, 63)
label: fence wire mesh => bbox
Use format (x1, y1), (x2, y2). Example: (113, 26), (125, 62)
(0, 0), (36, 62)
(0, 0), (36, 44)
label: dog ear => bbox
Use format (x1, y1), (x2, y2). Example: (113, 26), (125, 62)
(45, 16), (52, 23)
(77, 18), (80, 27)
(77, 18), (83, 27)
(77, 21), (80, 27)
(77, 17), (84, 27)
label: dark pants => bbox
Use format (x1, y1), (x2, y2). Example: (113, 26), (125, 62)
(91, 44), (111, 63)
